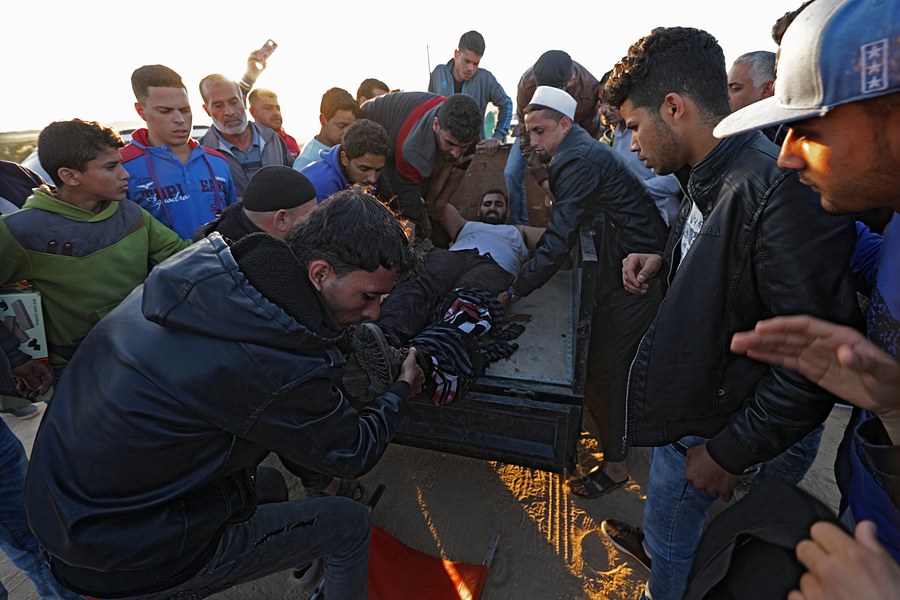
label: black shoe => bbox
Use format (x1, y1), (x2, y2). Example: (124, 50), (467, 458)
(601, 519), (651, 571)
(348, 323), (403, 398)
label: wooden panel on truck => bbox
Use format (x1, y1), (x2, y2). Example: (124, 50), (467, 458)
(448, 144), (551, 227)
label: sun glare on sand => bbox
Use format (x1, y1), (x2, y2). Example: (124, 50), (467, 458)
(491, 458), (646, 599)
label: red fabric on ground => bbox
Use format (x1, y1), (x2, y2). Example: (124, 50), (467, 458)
(368, 525), (489, 600)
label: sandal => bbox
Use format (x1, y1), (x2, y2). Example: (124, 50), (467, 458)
(566, 466), (628, 498)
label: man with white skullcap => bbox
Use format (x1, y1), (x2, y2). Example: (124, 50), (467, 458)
(503, 86), (669, 504)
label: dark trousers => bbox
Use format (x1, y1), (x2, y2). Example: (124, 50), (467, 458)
(116, 467), (370, 600)
(377, 249), (513, 346)
(584, 281), (662, 462)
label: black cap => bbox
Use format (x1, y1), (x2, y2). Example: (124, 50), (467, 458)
(533, 50), (573, 88)
(242, 166), (316, 212)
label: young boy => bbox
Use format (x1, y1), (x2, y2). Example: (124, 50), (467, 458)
(0, 119), (191, 375)
(293, 87), (364, 169)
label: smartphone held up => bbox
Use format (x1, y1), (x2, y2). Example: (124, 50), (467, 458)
(254, 39), (278, 70)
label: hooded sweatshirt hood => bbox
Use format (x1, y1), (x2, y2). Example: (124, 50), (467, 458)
(141, 232), (343, 351)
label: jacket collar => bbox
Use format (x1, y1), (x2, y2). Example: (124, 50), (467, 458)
(129, 128), (200, 152)
(23, 187), (120, 222)
(142, 233), (343, 352)
(685, 131), (755, 218)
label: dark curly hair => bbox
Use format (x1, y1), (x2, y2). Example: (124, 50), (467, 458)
(602, 27), (730, 126)
(341, 119), (389, 160)
(38, 119), (123, 187)
(289, 188), (417, 277)
(436, 94), (483, 142)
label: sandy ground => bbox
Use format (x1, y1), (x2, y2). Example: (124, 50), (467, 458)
(1, 402), (847, 600)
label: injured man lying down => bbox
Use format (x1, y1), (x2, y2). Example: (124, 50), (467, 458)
(345, 188), (545, 405)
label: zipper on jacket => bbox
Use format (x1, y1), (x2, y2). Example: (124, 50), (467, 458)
(623, 324), (652, 448)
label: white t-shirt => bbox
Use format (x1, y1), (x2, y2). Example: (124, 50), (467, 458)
(451, 221), (528, 276)
(678, 201), (704, 269)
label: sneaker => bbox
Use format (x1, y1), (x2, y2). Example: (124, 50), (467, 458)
(0, 404), (39, 420)
(601, 519), (652, 571)
(348, 323), (403, 398)
(289, 558), (322, 586)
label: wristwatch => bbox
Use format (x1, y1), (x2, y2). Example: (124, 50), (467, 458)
(506, 286), (520, 303)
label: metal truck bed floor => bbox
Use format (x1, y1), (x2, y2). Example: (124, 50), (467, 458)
(485, 268), (573, 386)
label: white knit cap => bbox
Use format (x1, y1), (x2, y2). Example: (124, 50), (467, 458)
(529, 86), (577, 120)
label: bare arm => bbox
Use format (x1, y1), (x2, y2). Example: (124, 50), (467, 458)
(424, 163), (463, 217)
(437, 202), (467, 241)
(514, 224), (546, 250)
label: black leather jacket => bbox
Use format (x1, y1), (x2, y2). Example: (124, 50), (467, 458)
(513, 125), (669, 298)
(25, 234), (409, 596)
(626, 131), (862, 474)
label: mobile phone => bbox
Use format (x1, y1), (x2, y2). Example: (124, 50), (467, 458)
(254, 39), (278, 70)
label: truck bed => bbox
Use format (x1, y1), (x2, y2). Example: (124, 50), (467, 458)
(393, 230), (597, 473)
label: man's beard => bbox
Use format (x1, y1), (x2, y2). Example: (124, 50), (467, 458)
(214, 112), (249, 136)
(480, 211), (503, 224)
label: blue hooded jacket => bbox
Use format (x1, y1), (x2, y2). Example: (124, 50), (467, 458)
(300, 144), (348, 203)
(121, 129), (237, 239)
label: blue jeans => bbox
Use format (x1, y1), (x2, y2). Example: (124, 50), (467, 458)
(503, 138), (529, 225)
(117, 495), (371, 600)
(641, 426), (824, 600)
(0, 420), (81, 599)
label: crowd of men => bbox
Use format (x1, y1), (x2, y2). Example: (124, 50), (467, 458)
(0, 1), (897, 598)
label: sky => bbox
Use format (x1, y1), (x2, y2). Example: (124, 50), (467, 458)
(3, 0), (792, 140)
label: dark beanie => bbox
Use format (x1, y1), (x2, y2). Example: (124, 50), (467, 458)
(242, 166), (316, 212)
(533, 50), (574, 88)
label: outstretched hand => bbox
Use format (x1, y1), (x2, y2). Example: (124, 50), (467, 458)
(398, 348), (425, 398)
(731, 315), (900, 443)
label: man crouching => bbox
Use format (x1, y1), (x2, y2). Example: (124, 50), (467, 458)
(25, 189), (424, 599)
